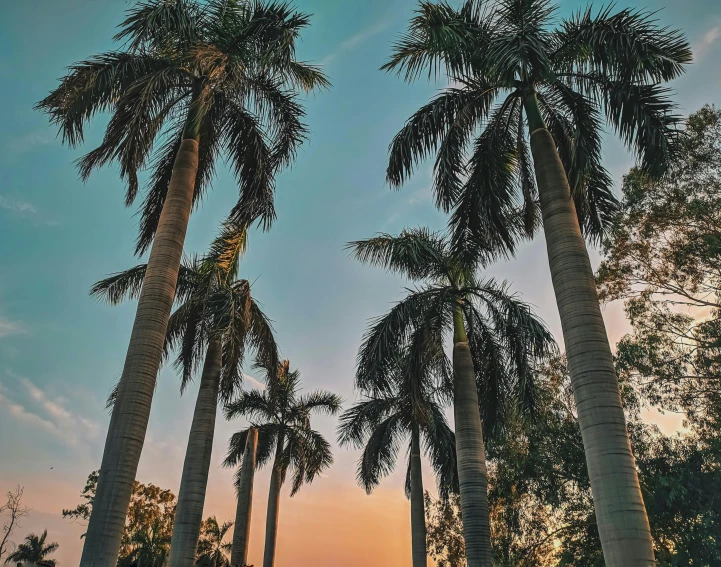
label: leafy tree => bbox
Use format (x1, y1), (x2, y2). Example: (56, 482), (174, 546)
(425, 492), (465, 567)
(63, 472), (177, 566)
(347, 228), (554, 565)
(92, 221), (278, 565)
(37, 2), (326, 562)
(338, 343), (458, 567)
(383, 2), (690, 563)
(224, 361), (341, 567)
(196, 517), (233, 567)
(6, 530), (59, 566)
(598, 105), (721, 425)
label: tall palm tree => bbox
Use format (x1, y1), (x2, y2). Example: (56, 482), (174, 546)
(338, 343), (458, 567)
(6, 530), (59, 566)
(224, 361), (341, 567)
(196, 517), (233, 567)
(92, 223), (279, 567)
(37, 3), (326, 563)
(230, 426), (258, 567)
(347, 228), (554, 567)
(382, 2), (690, 564)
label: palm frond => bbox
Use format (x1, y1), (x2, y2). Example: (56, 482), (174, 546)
(357, 414), (404, 494)
(337, 397), (400, 448)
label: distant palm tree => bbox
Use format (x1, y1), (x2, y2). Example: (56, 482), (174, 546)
(6, 530), (59, 565)
(196, 517), (233, 567)
(229, 426), (258, 567)
(37, 2), (326, 563)
(224, 361), (341, 567)
(338, 343), (458, 567)
(117, 518), (171, 567)
(347, 228), (554, 566)
(383, 2), (691, 564)
(92, 222), (278, 567)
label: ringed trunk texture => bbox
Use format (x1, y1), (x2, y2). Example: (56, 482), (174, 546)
(409, 423), (427, 567)
(231, 427), (259, 567)
(168, 337), (223, 567)
(451, 305), (492, 567)
(263, 435), (285, 567)
(80, 138), (199, 567)
(527, 119), (655, 565)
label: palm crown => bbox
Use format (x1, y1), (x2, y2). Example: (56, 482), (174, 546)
(348, 228), (556, 434)
(7, 530), (60, 565)
(224, 361), (342, 495)
(338, 344), (458, 499)
(37, 0), (329, 253)
(92, 221), (279, 402)
(196, 516), (233, 567)
(383, 0), (691, 252)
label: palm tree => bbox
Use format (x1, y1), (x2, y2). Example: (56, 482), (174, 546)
(37, 3), (326, 563)
(347, 228), (555, 567)
(224, 361), (341, 567)
(382, 2), (691, 564)
(6, 531), (59, 565)
(118, 518), (172, 567)
(92, 222), (279, 567)
(196, 517), (233, 567)
(338, 342), (458, 567)
(230, 426), (258, 567)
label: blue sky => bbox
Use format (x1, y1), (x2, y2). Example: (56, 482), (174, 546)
(1, 1), (720, 565)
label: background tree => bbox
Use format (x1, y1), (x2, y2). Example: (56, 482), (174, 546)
(348, 228), (554, 566)
(195, 517), (233, 567)
(383, 2), (691, 563)
(63, 472), (177, 565)
(92, 222), (278, 567)
(6, 530), (59, 566)
(424, 492), (465, 567)
(0, 486), (30, 563)
(338, 342), (458, 567)
(224, 361), (341, 567)
(37, 1), (325, 562)
(598, 105), (721, 425)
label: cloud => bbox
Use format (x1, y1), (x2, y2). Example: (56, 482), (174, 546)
(407, 186), (432, 205)
(243, 373), (266, 390)
(0, 196), (36, 215)
(693, 25), (720, 61)
(0, 372), (101, 448)
(12, 129), (55, 153)
(320, 19), (390, 67)
(0, 316), (26, 338)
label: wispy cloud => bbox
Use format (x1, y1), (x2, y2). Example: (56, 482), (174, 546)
(0, 372), (101, 448)
(407, 186), (432, 205)
(11, 129), (55, 153)
(0, 315), (26, 338)
(320, 19), (390, 67)
(693, 25), (720, 62)
(243, 373), (266, 390)
(0, 196), (36, 215)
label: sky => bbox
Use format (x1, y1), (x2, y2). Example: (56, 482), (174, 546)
(0, 0), (720, 565)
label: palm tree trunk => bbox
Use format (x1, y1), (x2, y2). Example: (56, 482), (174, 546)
(451, 304), (492, 567)
(232, 427), (258, 567)
(168, 337), (223, 567)
(262, 434), (285, 567)
(524, 92), (655, 566)
(80, 134), (200, 567)
(409, 423), (427, 567)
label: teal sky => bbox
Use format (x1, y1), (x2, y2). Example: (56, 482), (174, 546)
(1, 1), (720, 565)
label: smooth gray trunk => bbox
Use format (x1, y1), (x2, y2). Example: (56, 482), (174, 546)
(80, 138), (199, 567)
(528, 121), (655, 565)
(410, 424), (427, 567)
(168, 337), (223, 567)
(231, 427), (258, 567)
(262, 434), (284, 567)
(452, 305), (492, 567)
